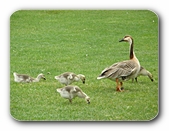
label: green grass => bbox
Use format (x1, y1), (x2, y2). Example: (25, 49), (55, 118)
(10, 10), (158, 121)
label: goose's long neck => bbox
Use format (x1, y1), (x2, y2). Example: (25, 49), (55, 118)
(129, 38), (135, 59)
(79, 90), (88, 98)
(37, 75), (41, 80)
(129, 38), (140, 71)
(33, 75), (41, 82)
(74, 75), (80, 81)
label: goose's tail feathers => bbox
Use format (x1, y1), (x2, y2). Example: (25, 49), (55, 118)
(97, 75), (105, 80)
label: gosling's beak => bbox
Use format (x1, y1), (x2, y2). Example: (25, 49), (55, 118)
(87, 100), (90, 104)
(43, 77), (46, 80)
(151, 79), (154, 82)
(83, 80), (85, 84)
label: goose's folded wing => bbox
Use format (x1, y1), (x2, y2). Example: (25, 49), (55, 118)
(100, 67), (132, 79)
(16, 74), (30, 79)
(99, 60), (137, 79)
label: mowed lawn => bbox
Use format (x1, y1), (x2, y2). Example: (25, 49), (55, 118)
(10, 10), (158, 121)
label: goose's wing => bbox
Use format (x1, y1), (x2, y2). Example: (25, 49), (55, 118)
(62, 72), (74, 79)
(139, 66), (145, 71)
(98, 60), (138, 79)
(16, 74), (30, 79)
(62, 72), (77, 80)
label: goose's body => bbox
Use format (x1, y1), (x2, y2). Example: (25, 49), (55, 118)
(132, 66), (154, 82)
(13, 72), (46, 83)
(54, 72), (85, 86)
(56, 85), (90, 104)
(97, 35), (140, 91)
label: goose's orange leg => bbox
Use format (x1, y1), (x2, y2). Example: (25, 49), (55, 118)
(116, 78), (124, 92)
(116, 78), (121, 91)
(120, 82), (124, 91)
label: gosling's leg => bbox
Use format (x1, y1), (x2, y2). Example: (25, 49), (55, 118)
(69, 99), (72, 103)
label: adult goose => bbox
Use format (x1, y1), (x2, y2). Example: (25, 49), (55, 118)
(132, 66), (154, 82)
(54, 72), (85, 86)
(13, 72), (46, 83)
(56, 85), (90, 104)
(97, 35), (140, 91)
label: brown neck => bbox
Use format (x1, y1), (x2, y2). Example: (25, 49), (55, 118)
(130, 38), (134, 59)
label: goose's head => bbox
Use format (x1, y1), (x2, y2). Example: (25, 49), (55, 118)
(147, 71), (154, 82)
(78, 74), (85, 84)
(85, 96), (90, 104)
(39, 73), (46, 80)
(119, 35), (133, 44)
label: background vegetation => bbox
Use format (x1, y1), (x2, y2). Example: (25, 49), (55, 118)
(10, 10), (158, 121)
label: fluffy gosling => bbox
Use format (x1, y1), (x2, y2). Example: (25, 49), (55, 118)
(13, 72), (46, 83)
(56, 85), (90, 104)
(54, 72), (85, 86)
(132, 66), (154, 82)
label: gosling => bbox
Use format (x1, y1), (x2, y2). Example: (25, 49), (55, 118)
(13, 72), (46, 83)
(132, 66), (154, 82)
(54, 72), (85, 86)
(56, 85), (90, 104)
